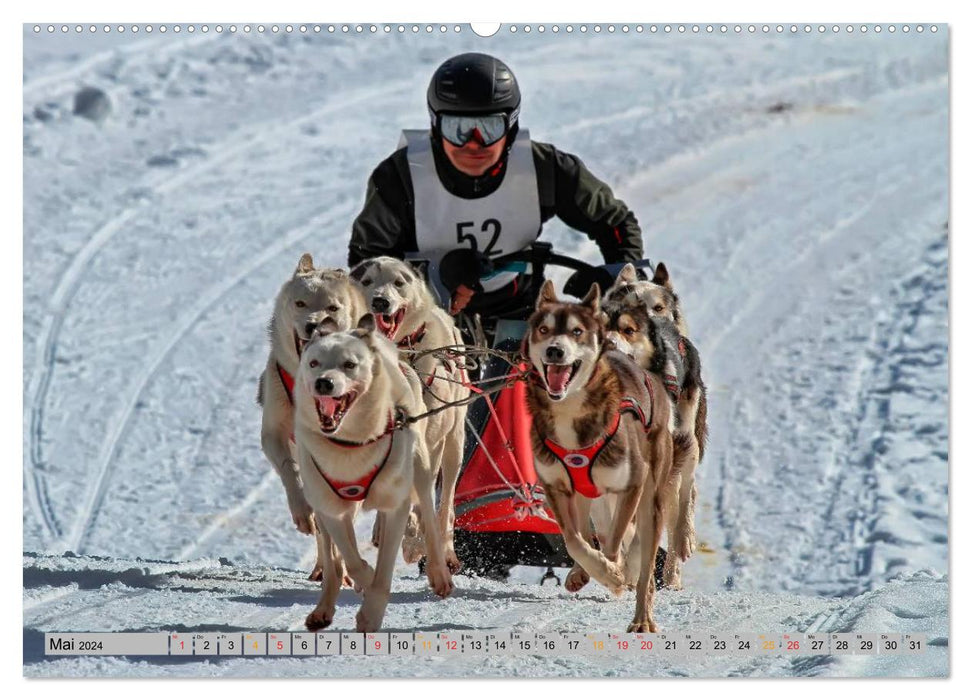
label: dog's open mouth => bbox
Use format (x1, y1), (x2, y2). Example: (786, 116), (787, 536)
(315, 392), (357, 433)
(374, 307), (406, 339)
(543, 361), (581, 399)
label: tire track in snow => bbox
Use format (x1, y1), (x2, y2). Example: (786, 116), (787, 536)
(26, 79), (412, 545)
(67, 202), (358, 553)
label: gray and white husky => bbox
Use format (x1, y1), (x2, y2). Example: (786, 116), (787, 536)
(293, 315), (453, 632)
(257, 253), (366, 580)
(350, 256), (469, 572)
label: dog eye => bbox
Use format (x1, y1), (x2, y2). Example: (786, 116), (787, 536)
(295, 300), (307, 308)
(393, 279), (404, 288)
(572, 328), (583, 337)
(361, 279), (372, 287)
(309, 359), (319, 368)
(327, 305), (339, 312)
(624, 328), (635, 336)
(343, 361), (357, 370)
(538, 326), (549, 335)
(653, 304), (664, 312)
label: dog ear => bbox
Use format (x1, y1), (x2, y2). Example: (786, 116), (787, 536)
(581, 283), (601, 314)
(618, 263), (638, 284)
(408, 259), (430, 282)
(296, 253), (314, 274)
(652, 262), (672, 289)
(349, 260), (374, 282)
(537, 279), (558, 309)
(314, 318), (340, 338)
(355, 312), (377, 335)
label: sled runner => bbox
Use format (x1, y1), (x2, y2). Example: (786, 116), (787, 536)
(408, 244), (667, 585)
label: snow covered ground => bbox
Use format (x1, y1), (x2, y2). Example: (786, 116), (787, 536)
(22, 25), (949, 677)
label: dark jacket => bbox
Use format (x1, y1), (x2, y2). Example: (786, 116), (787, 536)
(347, 132), (643, 316)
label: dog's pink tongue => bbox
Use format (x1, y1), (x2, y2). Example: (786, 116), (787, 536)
(545, 365), (573, 395)
(374, 314), (396, 338)
(315, 395), (340, 419)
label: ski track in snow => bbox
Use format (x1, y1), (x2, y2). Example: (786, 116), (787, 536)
(22, 29), (948, 676)
(25, 45), (414, 550)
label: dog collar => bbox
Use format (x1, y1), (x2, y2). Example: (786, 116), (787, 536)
(277, 363), (295, 404)
(396, 323), (427, 349)
(663, 374), (681, 401)
(321, 412), (397, 448)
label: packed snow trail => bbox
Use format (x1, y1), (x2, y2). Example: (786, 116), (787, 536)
(22, 553), (947, 677)
(22, 27), (948, 677)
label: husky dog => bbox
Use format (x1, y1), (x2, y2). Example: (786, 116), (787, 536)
(603, 263), (708, 590)
(350, 256), (469, 572)
(603, 262), (689, 337)
(257, 253), (367, 580)
(524, 281), (673, 632)
(293, 315), (454, 632)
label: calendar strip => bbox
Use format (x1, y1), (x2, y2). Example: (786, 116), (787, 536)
(44, 632), (927, 657)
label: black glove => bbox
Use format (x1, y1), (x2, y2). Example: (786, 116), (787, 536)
(438, 248), (494, 293)
(563, 266), (616, 299)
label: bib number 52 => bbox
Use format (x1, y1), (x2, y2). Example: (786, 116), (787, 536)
(456, 219), (503, 256)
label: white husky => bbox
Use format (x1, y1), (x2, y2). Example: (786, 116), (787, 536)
(350, 256), (470, 572)
(257, 253), (366, 580)
(293, 315), (453, 632)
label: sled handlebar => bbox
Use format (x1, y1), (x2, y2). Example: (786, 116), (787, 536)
(493, 242), (654, 297)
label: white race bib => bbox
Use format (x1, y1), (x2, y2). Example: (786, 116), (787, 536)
(401, 129), (542, 295)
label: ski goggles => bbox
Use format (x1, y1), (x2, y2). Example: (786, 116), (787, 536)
(438, 112), (510, 147)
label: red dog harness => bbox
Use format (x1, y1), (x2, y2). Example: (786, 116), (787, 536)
(310, 413), (397, 501)
(542, 376), (655, 499)
(396, 323), (427, 350)
(277, 363), (296, 403)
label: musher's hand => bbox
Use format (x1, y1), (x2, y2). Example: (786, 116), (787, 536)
(449, 284), (476, 315)
(440, 249), (492, 291)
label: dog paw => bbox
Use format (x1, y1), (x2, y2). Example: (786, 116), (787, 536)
(675, 529), (697, 561)
(565, 565), (590, 592)
(662, 554), (683, 590)
(604, 560), (627, 596)
(401, 534), (426, 565)
(305, 607), (334, 632)
(445, 549), (463, 574)
(626, 620), (659, 634)
(426, 564), (454, 598)
(351, 563), (375, 595)
(355, 597), (388, 633)
(290, 507), (316, 536)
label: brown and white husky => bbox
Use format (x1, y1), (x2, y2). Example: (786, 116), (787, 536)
(523, 280), (674, 632)
(603, 263), (708, 590)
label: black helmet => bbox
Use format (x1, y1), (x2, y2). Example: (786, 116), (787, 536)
(427, 53), (521, 125)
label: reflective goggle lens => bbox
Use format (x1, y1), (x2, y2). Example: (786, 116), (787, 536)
(439, 113), (508, 147)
